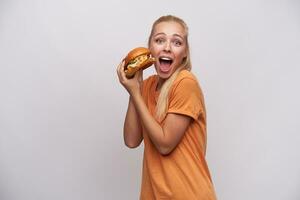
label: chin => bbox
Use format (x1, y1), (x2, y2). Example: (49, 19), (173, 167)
(156, 68), (173, 79)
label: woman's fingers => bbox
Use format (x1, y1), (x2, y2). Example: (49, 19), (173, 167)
(117, 60), (126, 82)
(116, 61), (121, 78)
(117, 60), (144, 94)
(138, 70), (143, 83)
(134, 70), (143, 83)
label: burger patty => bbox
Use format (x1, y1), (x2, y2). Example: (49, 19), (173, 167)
(127, 54), (149, 68)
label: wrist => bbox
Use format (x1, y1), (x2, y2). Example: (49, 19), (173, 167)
(128, 85), (141, 96)
(130, 89), (141, 99)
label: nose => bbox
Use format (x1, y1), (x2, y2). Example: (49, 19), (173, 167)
(163, 40), (171, 52)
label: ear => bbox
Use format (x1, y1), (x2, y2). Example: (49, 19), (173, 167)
(183, 48), (188, 58)
(181, 56), (187, 65)
(182, 50), (188, 61)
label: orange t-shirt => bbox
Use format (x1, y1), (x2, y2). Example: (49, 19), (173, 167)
(140, 70), (217, 200)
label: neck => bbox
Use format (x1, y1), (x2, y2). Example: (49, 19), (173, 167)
(156, 78), (166, 91)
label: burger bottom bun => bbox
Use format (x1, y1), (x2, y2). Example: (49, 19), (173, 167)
(125, 58), (155, 78)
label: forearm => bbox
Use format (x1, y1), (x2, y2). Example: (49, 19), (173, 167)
(130, 92), (169, 154)
(123, 97), (143, 148)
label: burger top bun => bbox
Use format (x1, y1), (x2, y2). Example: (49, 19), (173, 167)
(124, 47), (151, 66)
(123, 47), (155, 78)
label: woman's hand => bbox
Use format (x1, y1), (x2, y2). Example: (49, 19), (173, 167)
(117, 60), (143, 95)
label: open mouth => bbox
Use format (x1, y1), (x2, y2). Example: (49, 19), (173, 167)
(159, 57), (173, 72)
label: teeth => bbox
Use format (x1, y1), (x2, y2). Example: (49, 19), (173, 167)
(160, 57), (172, 61)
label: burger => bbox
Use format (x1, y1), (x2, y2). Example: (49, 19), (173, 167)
(123, 47), (155, 78)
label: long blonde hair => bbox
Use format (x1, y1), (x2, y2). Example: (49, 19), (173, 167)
(148, 15), (192, 120)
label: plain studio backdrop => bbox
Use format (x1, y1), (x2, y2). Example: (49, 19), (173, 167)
(0, 0), (299, 199)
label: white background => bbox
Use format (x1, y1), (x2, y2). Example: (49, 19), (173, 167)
(0, 0), (299, 199)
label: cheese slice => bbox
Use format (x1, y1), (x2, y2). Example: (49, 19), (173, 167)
(127, 55), (149, 68)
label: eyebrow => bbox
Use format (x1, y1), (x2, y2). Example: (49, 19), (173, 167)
(153, 32), (184, 40)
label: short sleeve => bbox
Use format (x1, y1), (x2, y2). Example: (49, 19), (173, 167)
(142, 75), (156, 100)
(167, 78), (204, 120)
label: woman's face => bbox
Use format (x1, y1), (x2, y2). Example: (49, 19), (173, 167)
(149, 21), (187, 80)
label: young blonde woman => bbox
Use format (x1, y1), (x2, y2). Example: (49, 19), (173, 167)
(117, 15), (217, 200)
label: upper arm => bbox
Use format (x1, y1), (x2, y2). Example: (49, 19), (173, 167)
(159, 76), (204, 155)
(160, 113), (192, 155)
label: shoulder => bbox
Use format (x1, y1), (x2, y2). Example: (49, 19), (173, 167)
(167, 70), (206, 119)
(175, 70), (199, 84)
(143, 74), (157, 85)
(142, 74), (157, 90)
(173, 70), (200, 90)
(143, 75), (157, 83)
